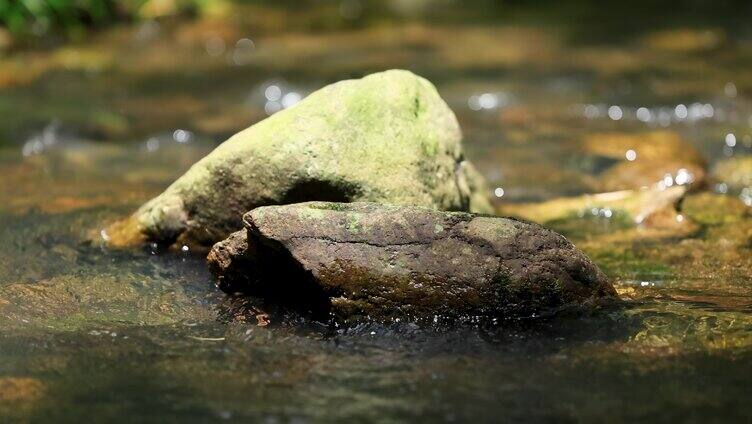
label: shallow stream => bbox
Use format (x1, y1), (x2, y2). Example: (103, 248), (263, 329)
(1, 2), (751, 422)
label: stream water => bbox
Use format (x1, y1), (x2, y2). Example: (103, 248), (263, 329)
(1, 2), (751, 422)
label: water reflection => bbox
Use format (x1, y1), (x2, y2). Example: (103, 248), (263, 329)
(250, 80), (306, 116)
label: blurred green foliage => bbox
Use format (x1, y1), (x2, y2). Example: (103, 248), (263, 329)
(0, 0), (123, 38)
(0, 0), (206, 39)
(2, 0), (751, 43)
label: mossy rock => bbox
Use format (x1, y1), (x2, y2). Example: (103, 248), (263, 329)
(108, 70), (492, 249)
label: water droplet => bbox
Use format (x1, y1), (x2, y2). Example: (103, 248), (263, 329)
(674, 104), (688, 120)
(146, 137), (159, 152)
(608, 105), (623, 120)
(636, 107), (651, 122)
(173, 129), (192, 143)
(281, 92), (302, 109)
(264, 85), (282, 102)
(725, 133), (737, 147)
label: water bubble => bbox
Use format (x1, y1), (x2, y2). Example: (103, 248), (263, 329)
(493, 187), (505, 198)
(173, 129), (192, 143)
(468, 95), (482, 111)
(21, 142), (33, 157)
(21, 120), (60, 157)
(660, 174), (674, 188)
(204, 35), (226, 57)
(674, 168), (693, 185)
(674, 104), (688, 120)
(469, 92), (509, 111)
(264, 101), (282, 115)
(232, 38), (255, 65)
(281, 92), (302, 109)
(625, 149), (637, 161)
(583, 104), (600, 119)
(478, 93), (498, 109)
(725, 133), (737, 147)
(236, 38), (255, 50)
(740, 187), (752, 206)
(146, 137), (159, 152)
(608, 105), (623, 120)
(636, 107), (651, 122)
(181, 245), (190, 252)
(253, 81), (307, 115)
(264, 85), (282, 102)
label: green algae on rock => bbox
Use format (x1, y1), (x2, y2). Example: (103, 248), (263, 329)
(207, 202), (616, 322)
(107, 70), (493, 249)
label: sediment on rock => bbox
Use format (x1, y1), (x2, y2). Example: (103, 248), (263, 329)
(208, 202), (616, 322)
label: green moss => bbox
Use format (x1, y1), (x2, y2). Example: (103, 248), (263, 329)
(683, 192), (748, 226)
(346, 213), (362, 234)
(587, 248), (671, 280)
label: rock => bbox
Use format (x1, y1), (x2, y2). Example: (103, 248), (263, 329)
(107, 70), (492, 249)
(582, 131), (706, 192)
(207, 202), (616, 321)
(502, 185), (691, 228)
(641, 29), (724, 53)
(0, 377), (44, 403)
(712, 156), (752, 191)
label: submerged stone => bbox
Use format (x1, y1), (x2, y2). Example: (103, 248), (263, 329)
(582, 131), (706, 192)
(712, 156), (752, 191)
(0, 377), (44, 403)
(502, 185), (693, 230)
(207, 202), (616, 321)
(107, 70), (492, 249)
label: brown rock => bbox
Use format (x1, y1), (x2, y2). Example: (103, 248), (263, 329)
(208, 202), (616, 321)
(582, 131), (706, 192)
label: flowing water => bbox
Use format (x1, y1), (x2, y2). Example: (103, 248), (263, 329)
(1, 2), (751, 422)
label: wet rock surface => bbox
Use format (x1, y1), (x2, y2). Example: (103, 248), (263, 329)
(581, 131), (706, 192)
(208, 202), (616, 321)
(108, 70), (492, 249)
(713, 156), (752, 191)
